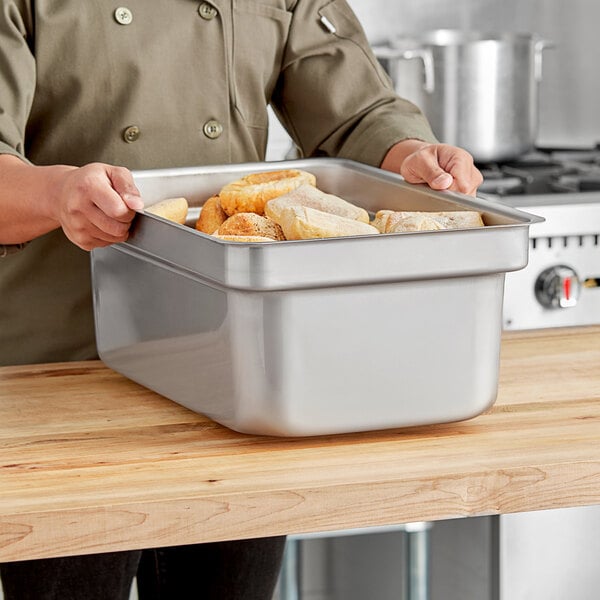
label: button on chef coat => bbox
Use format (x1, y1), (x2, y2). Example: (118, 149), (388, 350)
(123, 125), (141, 142)
(114, 7), (133, 25)
(198, 3), (218, 20)
(0, 0), (436, 365)
(203, 119), (223, 139)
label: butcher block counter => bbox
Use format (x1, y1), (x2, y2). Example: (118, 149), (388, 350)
(1, 326), (599, 562)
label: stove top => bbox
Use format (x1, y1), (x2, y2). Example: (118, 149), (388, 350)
(485, 148), (600, 331)
(477, 147), (600, 199)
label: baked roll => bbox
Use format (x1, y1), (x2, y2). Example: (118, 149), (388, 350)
(219, 169), (316, 216)
(265, 184), (370, 224)
(372, 210), (484, 233)
(276, 206), (379, 240)
(195, 195), (227, 234)
(216, 212), (285, 241)
(145, 197), (189, 224)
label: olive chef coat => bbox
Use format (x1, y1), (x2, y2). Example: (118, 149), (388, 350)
(0, 0), (436, 365)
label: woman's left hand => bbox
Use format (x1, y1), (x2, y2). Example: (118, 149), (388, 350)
(381, 139), (483, 196)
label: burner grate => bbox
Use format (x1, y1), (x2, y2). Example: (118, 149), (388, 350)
(477, 147), (600, 197)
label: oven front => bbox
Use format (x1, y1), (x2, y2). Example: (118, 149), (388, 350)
(477, 147), (600, 330)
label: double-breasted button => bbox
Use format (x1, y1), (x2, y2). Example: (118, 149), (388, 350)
(203, 120), (223, 139)
(198, 3), (218, 20)
(123, 125), (140, 143)
(114, 7), (133, 25)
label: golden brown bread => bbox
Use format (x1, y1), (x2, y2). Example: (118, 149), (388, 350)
(216, 212), (285, 241)
(372, 210), (484, 233)
(219, 169), (317, 216)
(275, 206), (379, 240)
(145, 197), (188, 224)
(195, 195), (227, 234)
(265, 184), (370, 224)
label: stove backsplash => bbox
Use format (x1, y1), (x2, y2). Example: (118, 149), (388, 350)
(348, 0), (600, 150)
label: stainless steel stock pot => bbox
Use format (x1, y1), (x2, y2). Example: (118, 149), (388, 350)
(374, 30), (553, 162)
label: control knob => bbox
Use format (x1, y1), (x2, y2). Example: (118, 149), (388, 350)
(535, 265), (581, 309)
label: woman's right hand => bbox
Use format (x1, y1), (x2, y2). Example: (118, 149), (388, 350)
(0, 157), (144, 251)
(50, 162), (144, 250)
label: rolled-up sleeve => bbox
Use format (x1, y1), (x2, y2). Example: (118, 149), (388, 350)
(0, 0), (35, 162)
(272, 0), (437, 167)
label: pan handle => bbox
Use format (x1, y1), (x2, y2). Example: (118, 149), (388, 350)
(372, 45), (435, 93)
(534, 39), (555, 82)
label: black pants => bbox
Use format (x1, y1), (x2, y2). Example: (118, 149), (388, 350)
(0, 537), (286, 600)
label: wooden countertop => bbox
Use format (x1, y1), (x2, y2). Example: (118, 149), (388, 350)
(1, 326), (599, 562)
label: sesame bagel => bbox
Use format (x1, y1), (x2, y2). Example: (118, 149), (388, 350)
(219, 169), (317, 216)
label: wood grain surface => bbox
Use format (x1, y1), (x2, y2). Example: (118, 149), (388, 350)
(1, 326), (599, 562)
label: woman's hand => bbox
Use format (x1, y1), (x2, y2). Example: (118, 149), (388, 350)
(0, 156), (143, 251)
(381, 139), (483, 196)
(50, 163), (144, 250)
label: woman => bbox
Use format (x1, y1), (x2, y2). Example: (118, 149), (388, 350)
(0, 1), (481, 598)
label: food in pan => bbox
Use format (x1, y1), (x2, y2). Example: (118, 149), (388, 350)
(372, 210), (484, 233)
(216, 212), (286, 241)
(265, 184), (370, 224)
(218, 169), (317, 216)
(145, 197), (189, 224)
(151, 168), (485, 242)
(195, 195), (227, 234)
(276, 205), (379, 240)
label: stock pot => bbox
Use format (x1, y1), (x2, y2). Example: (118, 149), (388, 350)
(374, 30), (552, 163)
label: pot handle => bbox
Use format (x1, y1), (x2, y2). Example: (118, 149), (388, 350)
(534, 40), (555, 82)
(372, 45), (435, 93)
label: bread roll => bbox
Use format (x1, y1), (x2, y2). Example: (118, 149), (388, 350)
(216, 212), (285, 241)
(276, 206), (379, 240)
(195, 195), (227, 234)
(219, 169), (317, 216)
(265, 184), (370, 224)
(145, 197), (188, 224)
(372, 210), (484, 233)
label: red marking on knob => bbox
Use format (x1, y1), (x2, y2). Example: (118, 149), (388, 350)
(563, 277), (571, 300)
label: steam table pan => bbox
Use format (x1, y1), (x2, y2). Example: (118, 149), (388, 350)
(91, 158), (542, 436)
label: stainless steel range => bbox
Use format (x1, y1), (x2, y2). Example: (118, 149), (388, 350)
(477, 147), (600, 330)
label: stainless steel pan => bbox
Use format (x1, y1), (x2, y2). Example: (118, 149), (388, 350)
(91, 158), (542, 436)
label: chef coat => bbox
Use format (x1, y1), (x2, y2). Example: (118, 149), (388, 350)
(0, 0), (436, 365)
